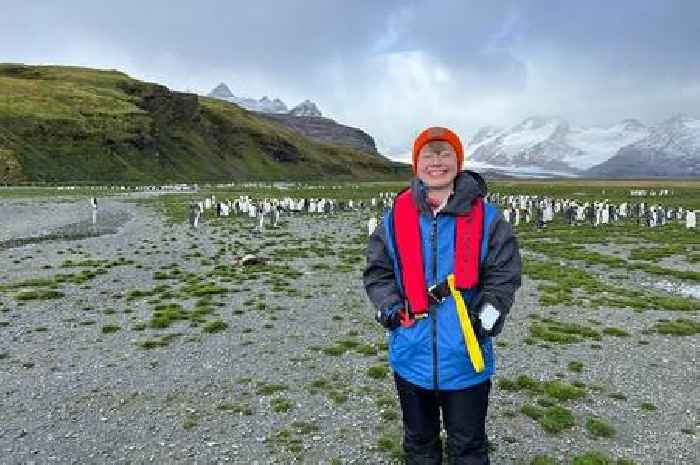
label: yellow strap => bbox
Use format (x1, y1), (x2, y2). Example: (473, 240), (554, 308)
(447, 274), (485, 373)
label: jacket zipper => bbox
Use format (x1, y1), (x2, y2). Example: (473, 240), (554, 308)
(431, 216), (439, 391)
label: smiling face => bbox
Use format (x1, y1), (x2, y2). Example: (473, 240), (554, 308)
(416, 141), (459, 190)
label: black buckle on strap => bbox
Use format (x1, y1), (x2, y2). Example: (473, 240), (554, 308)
(427, 281), (451, 306)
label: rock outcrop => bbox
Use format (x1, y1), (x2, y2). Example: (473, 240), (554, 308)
(289, 100), (322, 117)
(255, 113), (381, 157)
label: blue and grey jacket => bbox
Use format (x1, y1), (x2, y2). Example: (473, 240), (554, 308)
(363, 170), (522, 390)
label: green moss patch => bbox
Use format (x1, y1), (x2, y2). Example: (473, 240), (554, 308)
(529, 318), (601, 344)
(15, 289), (65, 301)
(585, 417), (616, 438)
(367, 364), (390, 379)
(270, 398), (294, 413)
(654, 318), (700, 336)
(520, 404), (575, 434)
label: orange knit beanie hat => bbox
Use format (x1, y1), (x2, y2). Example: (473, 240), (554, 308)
(412, 127), (464, 174)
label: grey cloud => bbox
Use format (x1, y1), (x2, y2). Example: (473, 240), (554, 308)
(2, 1), (403, 72)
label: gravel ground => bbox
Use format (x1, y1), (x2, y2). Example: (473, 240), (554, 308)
(0, 199), (99, 243)
(0, 195), (697, 465)
(583, 243), (700, 274)
(576, 244), (700, 300)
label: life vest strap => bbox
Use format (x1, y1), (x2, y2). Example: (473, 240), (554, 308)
(392, 190), (484, 315)
(447, 274), (485, 373)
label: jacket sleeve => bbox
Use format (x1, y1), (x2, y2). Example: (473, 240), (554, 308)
(476, 210), (522, 336)
(363, 219), (404, 320)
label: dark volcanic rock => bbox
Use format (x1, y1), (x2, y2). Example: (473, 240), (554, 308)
(255, 113), (381, 157)
(121, 82), (200, 124)
(249, 133), (302, 162)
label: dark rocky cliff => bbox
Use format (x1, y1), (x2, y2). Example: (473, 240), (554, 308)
(254, 113), (382, 158)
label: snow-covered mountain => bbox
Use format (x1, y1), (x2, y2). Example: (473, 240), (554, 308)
(207, 83), (321, 116)
(586, 115), (700, 177)
(289, 99), (322, 117)
(469, 117), (650, 173)
(565, 119), (649, 170)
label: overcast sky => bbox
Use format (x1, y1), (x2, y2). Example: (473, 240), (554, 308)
(2, 1), (699, 161)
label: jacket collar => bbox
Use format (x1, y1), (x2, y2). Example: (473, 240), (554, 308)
(410, 170), (487, 215)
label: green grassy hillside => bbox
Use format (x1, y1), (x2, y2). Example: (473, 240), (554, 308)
(0, 64), (410, 183)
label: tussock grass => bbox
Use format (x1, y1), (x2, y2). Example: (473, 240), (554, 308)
(256, 383), (288, 396)
(585, 417), (616, 438)
(136, 333), (183, 349)
(529, 317), (601, 344)
(520, 404), (575, 434)
(308, 378), (349, 404)
(181, 415), (199, 430)
(1, 269), (107, 299)
(376, 431), (404, 462)
(544, 380), (586, 401)
(640, 401), (657, 412)
(265, 429), (304, 457)
(149, 303), (188, 329)
(572, 451), (636, 465)
(529, 456), (557, 465)
(499, 376), (586, 410)
(654, 318), (700, 336)
(367, 364), (389, 379)
(101, 324), (121, 334)
(203, 320), (228, 333)
(291, 420), (318, 435)
(15, 289), (64, 301)
(270, 398), (294, 413)
(322, 345), (346, 356)
(567, 361), (584, 373)
(602, 327), (630, 337)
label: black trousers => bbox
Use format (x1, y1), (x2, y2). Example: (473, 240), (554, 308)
(394, 373), (491, 465)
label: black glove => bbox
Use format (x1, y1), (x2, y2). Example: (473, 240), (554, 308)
(469, 309), (487, 338)
(376, 307), (401, 330)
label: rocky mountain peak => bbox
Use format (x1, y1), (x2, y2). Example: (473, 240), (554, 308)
(290, 100), (322, 117)
(206, 84), (323, 117)
(209, 83), (234, 99)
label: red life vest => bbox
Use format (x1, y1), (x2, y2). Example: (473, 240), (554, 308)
(392, 189), (483, 315)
